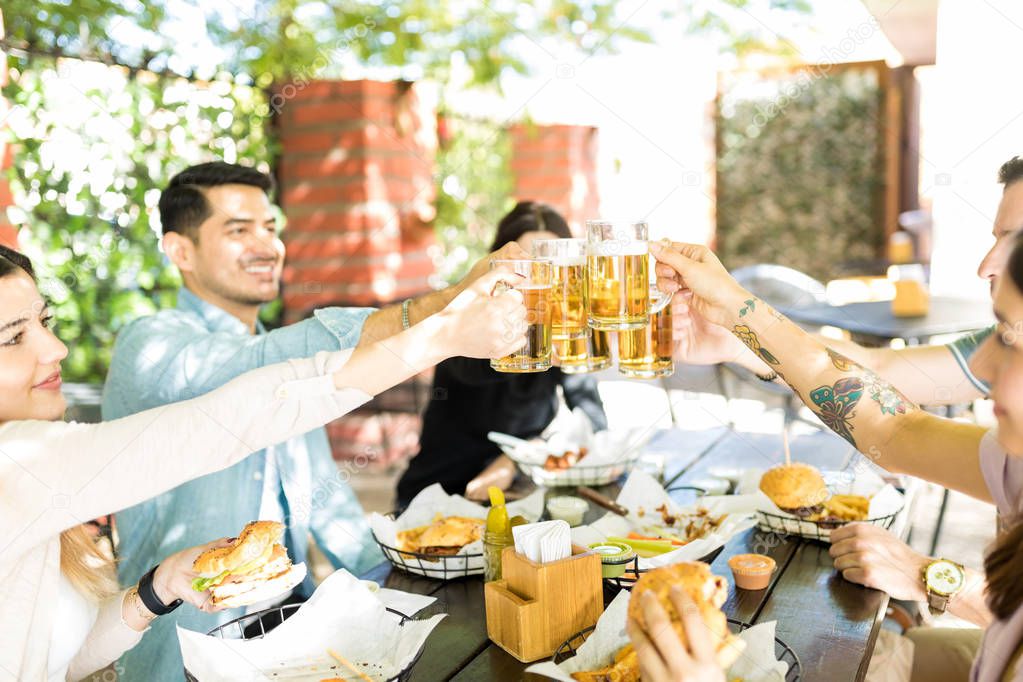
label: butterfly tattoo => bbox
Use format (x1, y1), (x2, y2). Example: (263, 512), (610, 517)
(809, 377), (864, 447)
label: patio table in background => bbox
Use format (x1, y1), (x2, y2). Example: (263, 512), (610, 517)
(779, 296), (992, 346)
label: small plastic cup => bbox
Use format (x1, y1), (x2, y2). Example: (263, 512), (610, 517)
(728, 553), (776, 590)
(547, 495), (588, 526)
(587, 541), (636, 578)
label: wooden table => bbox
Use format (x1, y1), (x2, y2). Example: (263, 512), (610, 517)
(363, 427), (907, 681)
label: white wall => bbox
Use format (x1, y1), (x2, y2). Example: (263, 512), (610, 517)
(926, 0), (1023, 298)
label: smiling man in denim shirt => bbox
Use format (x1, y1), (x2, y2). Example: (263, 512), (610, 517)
(103, 162), (524, 682)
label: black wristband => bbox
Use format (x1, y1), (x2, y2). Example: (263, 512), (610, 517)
(138, 564), (183, 616)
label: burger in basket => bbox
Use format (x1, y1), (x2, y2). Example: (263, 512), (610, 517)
(191, 520), (307, 608)
(759, 463), (831, 519)
(759, 463), (873, 523)
(571, 562), (744, 681)
(396, 514), (484, 556)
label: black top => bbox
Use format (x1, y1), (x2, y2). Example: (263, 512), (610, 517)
(396, 357), (607, 507)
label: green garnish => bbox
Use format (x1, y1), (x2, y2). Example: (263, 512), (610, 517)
(191, 570), (230, 592)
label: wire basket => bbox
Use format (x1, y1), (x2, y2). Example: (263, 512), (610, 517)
(373, 512), (485, 579)
(755, 502), (902, 542)
(552, 618), (801, 681)
(183, 604), (424, 682)
(507, 451), (638, 487)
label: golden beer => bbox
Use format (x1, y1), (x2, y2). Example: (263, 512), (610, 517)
(556, 335), (588, 372)
(586, 221), (650, 331)
(533, 239), (587, 341)
(588, 329), (612, 371)
(618, 295), (673, 379)
(557, 328), (612, 374)
(551, 260), (587, 339)
(491, 259), (554, 373)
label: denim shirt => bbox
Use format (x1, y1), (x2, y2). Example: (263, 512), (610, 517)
(101, 289), (381, 682)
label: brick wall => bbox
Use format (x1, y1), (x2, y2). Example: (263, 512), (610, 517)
(275, 79), (439, 467)
(509, 124), (600, 233)
(0, 8), (17, 249)
(277, 79), (437, 322)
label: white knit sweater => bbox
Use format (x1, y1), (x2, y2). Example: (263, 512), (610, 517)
(0, 350), (368, 681)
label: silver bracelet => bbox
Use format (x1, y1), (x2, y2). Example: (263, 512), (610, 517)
(401, 298), (413, 330)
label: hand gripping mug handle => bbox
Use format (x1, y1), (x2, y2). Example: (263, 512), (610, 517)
(648, 240), (674, 314)
(649, 288), (674, 314)
(491, 279), (513, 297)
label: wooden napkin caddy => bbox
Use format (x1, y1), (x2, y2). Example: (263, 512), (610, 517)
(484, 545), (602, 662)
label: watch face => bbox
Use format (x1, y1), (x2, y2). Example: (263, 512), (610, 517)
(926, 560), (966, 597)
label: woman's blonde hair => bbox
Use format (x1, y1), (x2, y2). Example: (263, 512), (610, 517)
(60, 525), (117, 601)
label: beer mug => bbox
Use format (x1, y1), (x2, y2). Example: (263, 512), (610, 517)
(490, 259), (554, 373)
(532, 238), (587, 341)
(557, 328), (612, 374)
(586, 220), (670, 330)
(618, 287), (674, 379)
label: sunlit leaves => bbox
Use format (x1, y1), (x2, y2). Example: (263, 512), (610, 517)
(4, 62), (271, 382)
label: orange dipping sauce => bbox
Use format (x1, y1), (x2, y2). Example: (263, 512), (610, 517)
(728, 553), (776, 590)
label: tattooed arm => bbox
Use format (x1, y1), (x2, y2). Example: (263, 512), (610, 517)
(650, 242), (991, 502)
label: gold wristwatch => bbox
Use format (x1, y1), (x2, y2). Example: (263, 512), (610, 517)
(923, 558), (966, 615)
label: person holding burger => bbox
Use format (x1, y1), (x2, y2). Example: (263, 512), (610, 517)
(625, 236), (1023, 681)
(0, 244), (527, 681)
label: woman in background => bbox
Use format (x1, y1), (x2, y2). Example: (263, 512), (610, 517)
(397, 202), (608, 507)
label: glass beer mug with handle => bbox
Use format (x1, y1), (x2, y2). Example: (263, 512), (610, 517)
(618, 287), (674, 379)
(531, 238), (588, 342)
(586, 220), (671, 330)
(490, 259), (554, 373)
(557, 328), (613, 374)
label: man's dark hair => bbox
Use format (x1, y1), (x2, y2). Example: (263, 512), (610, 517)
(997, 156), (1023, 189)
(158, 162), (274, 239)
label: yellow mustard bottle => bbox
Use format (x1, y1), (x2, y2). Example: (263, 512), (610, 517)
(483, 486), (512, 582)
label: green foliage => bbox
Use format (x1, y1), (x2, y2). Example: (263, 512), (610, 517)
(4, 1), (171, 68)
(197, 1), (653, 89)
(6, 1), (650, 88)
(686, 0), (813, 57)
(716, 64), (886, 281)
(433, 115), (516, 285)
(4, 63), (271, 382)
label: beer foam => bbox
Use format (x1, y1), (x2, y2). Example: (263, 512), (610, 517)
(588, 240), (648, 257)
(550, 256), (586, 266)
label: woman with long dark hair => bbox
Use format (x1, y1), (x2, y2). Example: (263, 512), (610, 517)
(0, 243), (525, 680)
(397, 202), (608, 506)
(626, 236), (1023, 682)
